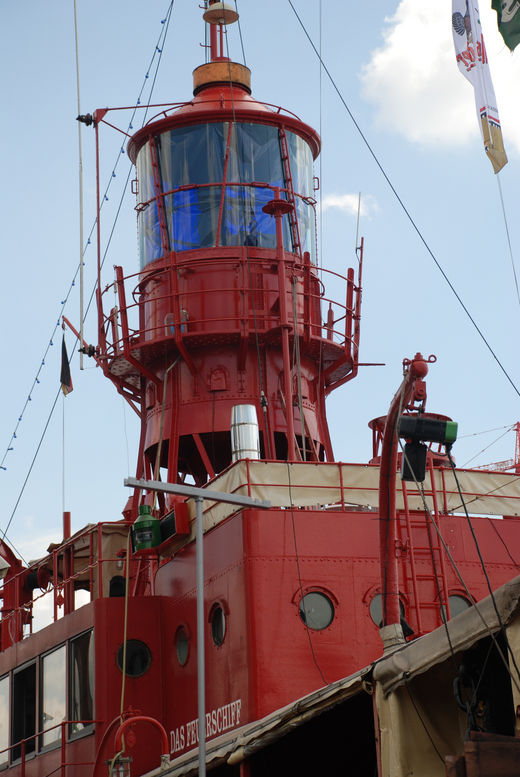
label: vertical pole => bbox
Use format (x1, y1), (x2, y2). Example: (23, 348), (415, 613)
(196, 496), (206, 777)
(219, 24), (224, 58)
(210, 22), (218, 60)
(272, 194), (296, 461)
(345, 268), (354, 359)
(427, 458), (450, 620)
(97, 525), (104, 599)
(73, 0), (85, 372)
(63, 511), (71, 541)
(378, 355), (428, 634)
(61, 722), (66, 777)
(95, 120), (103, 348)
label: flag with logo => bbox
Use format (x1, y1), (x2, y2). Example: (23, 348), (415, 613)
(492, 0), (520, 51)
(60, 335), (73, 395)
(452, 0), (507, 173)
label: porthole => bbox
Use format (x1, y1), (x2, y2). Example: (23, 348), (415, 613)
(447, 594), (472, 618)
(449, 594), (472, 616)
(116, 640), (152, 677)
(299, 591), (335, 630)
(211, 605), (226, 646)
(369, 594), (405, 627)
(176, 626), (190, 666)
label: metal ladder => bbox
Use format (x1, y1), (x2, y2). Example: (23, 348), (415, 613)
(278, 128), (302, 258)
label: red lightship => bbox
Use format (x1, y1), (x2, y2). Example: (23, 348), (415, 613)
(2, 4), (520, 777)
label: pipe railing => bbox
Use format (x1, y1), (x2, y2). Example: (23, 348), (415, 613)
(0, 719), (100, 775)
(99, 256), (356, 359)
(1, 522), (132, 646)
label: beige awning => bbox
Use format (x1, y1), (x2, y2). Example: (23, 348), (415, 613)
(373, 574), (520, 696)
(190, 461), (520, 533)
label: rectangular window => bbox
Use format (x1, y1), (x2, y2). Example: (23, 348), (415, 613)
(12, 662), (36, 761)
(0, 675), (8, 767)
(69, 630), (94, 737)
(40, 645), (66, 748)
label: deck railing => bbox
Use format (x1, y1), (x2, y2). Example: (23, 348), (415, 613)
(0, 719), (99, 775)
(0, 522), (131, 648)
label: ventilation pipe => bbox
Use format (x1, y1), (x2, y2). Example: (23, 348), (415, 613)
(231, 405), (260, 462)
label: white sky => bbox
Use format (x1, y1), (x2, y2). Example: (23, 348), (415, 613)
(361, 0), (520, 151)
(0, 0), (519, 566)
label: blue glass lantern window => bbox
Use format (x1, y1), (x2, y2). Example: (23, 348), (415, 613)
(136, 122), (315, 266)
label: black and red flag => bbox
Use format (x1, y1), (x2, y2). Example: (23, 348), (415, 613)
(60, 335), (73, 395)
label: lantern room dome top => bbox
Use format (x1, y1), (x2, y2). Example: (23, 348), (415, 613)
(127, 66), (321, 163)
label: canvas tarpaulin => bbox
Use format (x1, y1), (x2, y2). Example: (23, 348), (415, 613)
(176, 461), (520, 544)
(373, 574), (520, 696)
(43, 522), (129, 598)
(374, 575), (520, 776)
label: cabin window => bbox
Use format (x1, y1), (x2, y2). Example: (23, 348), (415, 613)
(12, 662), (36, 761)
(40, 645), (66, 749)
(70, 630), (94, 737)
(210, 604), (226, 646)
(0, 675), (8, 767)
(175, 626), (190, 666)
(116, 640), (152, 677)
(299, 591), (335, 630)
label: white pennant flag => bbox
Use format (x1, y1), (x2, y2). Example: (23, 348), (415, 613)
(452, 0), (507, 173)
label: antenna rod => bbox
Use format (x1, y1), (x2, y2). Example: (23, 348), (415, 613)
(74, 0), (85, 370)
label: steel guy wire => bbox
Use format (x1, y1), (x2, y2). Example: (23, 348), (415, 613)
(0, 3), (176, 551)
(287, 0), (520, 401)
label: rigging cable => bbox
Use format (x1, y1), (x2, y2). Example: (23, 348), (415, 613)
(398, 439), (458, 664)
(107, 532), (132, 776)
(462, 425), (514, 468)
(316, 0), (325, 455)
(459, 424), (513, 439)
(73, 0), (86, 372)
(496, 174), (520, 310)
(233, 0), (247, 67)
(318, 0), (323, 273)
(422, 477), (458, 665)
(286, 0), (520, 401)
(405, 685), (445, 764)
(286, 461), (328, 686)
(0, 2), (176, 548)
(446, 448), (520, 685)
(487, 518), (520, 570)
(293, 278), (307, 461)
(397, 439), (520, 693)
(0, 386), (61, 556)
(0, 1), (175, 477)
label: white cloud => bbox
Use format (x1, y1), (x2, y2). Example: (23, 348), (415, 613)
(360, 0), (520, 155)
(322, 193), (379, 218)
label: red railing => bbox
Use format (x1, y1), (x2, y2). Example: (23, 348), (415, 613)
(1, 522), (131, 648)
(0, 719), (99, 775)
(100, 253), (356, 360)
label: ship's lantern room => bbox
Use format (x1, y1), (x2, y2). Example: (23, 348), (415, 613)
(134, 121), (317, 266)
(98, 29), (358, 487)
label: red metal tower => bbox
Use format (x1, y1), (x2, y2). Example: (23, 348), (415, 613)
(94, 6), (361, 495)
